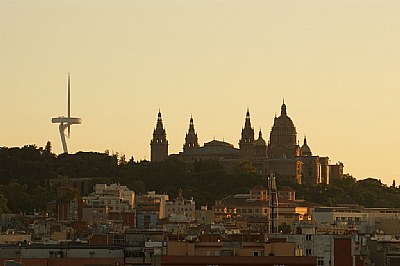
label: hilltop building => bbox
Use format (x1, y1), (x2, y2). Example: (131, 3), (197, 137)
(266, 102), (302, 182)
(150, 102), (344, 184)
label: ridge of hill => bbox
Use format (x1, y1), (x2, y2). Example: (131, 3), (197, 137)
(0, 144), (399, 213)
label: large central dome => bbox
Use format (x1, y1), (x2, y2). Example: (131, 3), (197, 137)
(268, 101), (299, 159)
(273, 102), (296, 130)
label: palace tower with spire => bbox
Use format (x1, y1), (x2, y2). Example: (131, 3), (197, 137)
(150, 101), (344, 184)
(183, 116), (199, 153)
(239, 108), (255, 160)
(150, 110), (168, 162)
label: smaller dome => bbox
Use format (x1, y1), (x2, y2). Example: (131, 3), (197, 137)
(254, 130), (266, 146)
(301, 136), (312, 156)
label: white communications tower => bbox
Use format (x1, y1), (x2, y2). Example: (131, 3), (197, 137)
(51, 73), (82, 153)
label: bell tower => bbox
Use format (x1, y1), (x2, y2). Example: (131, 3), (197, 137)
(150, 110), (168, 162)
(183, 116), (199, 152)
(239, 108), (255, 159)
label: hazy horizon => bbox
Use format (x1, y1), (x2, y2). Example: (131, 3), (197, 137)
(1, 1), (400, 184)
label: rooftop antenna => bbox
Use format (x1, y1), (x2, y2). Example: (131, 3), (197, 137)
(52, 73), (82, 153)
(267, 173), (279, 234)
(68, 73), (71, 137)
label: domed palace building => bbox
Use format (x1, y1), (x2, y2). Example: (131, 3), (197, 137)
(150, 102), (344, 185)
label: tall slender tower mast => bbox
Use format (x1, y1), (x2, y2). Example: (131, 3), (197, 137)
(52, 74), (82, 153)
(267, 174), (279, 234)
(68, 73), (71, 137)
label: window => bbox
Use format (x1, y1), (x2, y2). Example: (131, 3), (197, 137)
(305, 249), (312, 255)
(306, 235), (312, 241)
(317, 257), (324, 265)
(214, 250), (220, 256)
(206, 250), (211, 256)
(253, 251), (259, 256)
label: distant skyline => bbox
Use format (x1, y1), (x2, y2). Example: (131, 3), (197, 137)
(1, 1), (400, 184)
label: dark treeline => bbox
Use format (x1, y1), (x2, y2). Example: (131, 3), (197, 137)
(0, 143), (399, 213)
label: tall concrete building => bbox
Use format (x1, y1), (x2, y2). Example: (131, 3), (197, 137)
(150, 110), (168, 162)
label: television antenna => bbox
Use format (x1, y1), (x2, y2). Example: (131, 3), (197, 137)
(51, 73), (82, 153)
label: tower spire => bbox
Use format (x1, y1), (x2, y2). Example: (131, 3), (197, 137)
(281, 100), (287, 116)
(239, 108), (255, 159)
(151, 110), (168, 161)
(183, 115), (199, 152)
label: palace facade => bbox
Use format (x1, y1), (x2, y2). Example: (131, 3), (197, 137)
(150, 102), (343, 184)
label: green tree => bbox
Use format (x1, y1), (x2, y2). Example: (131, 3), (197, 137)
(131, 180), (146, 194)
(45, 141), (52, 154)
(0, 193), (9, 213)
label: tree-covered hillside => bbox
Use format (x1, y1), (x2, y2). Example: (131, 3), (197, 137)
(0, 143), (399, 213)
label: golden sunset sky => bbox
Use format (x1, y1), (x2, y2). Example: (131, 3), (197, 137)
(1, 1), (400, 184)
